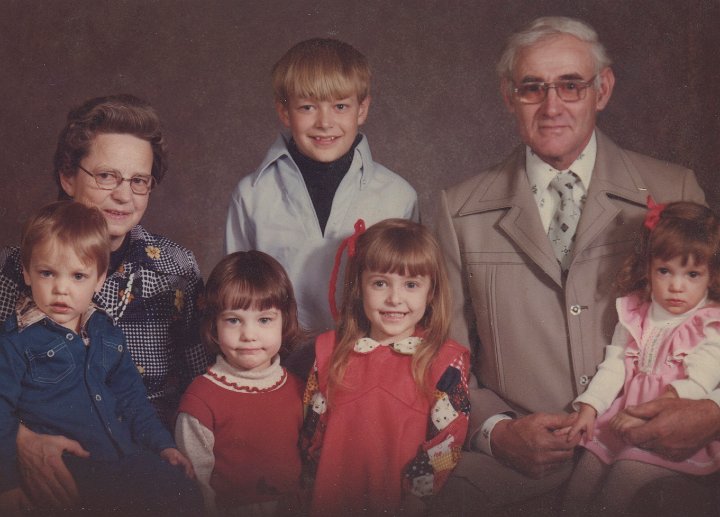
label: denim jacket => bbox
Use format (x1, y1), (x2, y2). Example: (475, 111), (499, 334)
(0, 298), (175, 492)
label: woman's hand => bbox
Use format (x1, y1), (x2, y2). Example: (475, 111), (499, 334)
(16, 424), (88, 508)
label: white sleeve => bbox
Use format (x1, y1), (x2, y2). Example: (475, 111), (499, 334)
(573, 322), (628, 415)
(672, 326), (720, 399)
(175, 412), (218, 516)
(224, 189), (254, 254)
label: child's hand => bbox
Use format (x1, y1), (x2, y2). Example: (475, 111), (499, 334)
(610, 409), (647, 434)
(160, 448), (195, 479)
(0, 487), (31, 517)
(565, 403), (597, 442)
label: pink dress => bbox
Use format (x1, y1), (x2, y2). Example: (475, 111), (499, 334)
(584, 295), (720, 474)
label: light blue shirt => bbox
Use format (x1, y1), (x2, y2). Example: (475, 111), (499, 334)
(225, 133), (418, 336)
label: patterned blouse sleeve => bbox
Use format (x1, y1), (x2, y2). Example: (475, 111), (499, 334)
(403, 350), (470, 499)
(299, 361), (327, 478)
(174, 249), (210, 389)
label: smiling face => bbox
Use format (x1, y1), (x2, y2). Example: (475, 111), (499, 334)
(361, 270), (431, 344)
(277, 93), (369, 163)
(650, 255), (710, 315)
(23, 239), (106, 332)
(215, 307), (283, 372)
(59, 133), (154, 251)
(502, 34), (614, 170)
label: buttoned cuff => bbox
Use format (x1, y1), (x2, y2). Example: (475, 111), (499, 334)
(473, 413), (512, 456)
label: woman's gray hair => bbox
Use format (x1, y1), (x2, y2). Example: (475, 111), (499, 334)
(497, 16), (612, 86)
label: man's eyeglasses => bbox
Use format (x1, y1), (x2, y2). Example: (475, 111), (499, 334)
(78, 165), (155, 195)
(512, 76), (596, 104)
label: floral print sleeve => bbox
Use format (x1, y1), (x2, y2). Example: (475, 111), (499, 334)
(403, 352), (470, 498)
(300, 362), (327, 478)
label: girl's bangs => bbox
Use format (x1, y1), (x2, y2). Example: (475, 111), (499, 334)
(218, 277), (286, 313)
(364, 237), (435, 278)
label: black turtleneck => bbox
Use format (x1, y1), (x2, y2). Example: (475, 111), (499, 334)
(288, 134), (362, 235)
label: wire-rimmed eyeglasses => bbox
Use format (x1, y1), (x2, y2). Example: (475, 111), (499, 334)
(78, 165), (155, 195)
(512, 76), (596, 104)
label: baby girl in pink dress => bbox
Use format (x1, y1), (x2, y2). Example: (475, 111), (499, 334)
(562, 199), (720, 513)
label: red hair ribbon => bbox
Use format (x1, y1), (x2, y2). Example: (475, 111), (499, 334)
(643, 195), (667, 231)
(328, 219), (366, 321)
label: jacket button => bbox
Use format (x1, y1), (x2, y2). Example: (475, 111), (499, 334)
(47, 350), (55, 358)
(117, 345), (123, 352)
(570, 305), (582, 316)
(66, 333), (74, 340)
(95, 394), (102, 401)
(579, 375), (590, 386)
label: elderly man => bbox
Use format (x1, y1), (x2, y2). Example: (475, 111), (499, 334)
(436, 16), (720, 513)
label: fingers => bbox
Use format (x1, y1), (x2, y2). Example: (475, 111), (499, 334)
(23, 464), (77, 509)
(61, 440), (90, 459)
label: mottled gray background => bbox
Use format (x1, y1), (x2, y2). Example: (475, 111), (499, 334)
(1, 0), (719, 278)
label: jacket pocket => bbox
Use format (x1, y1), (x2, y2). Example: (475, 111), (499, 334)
(26, 341), (75, 383)
(101, 338), (125, 373)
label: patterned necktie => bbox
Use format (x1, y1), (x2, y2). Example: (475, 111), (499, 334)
(547, 171), (583, 270)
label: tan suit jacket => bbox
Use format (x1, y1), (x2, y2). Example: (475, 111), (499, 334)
(437, 130), (706, 437)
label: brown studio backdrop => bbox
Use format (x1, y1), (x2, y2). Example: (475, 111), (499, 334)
(1, 0), (719, 278)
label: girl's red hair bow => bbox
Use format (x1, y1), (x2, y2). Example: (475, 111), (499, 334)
(328, 219), (366, 321)
(643, 195), (666, 231)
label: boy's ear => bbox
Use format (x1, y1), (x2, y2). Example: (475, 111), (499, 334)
(275, 101), (291, 128)
(357, 96), (371, 126)
(22, 267), (31, 287)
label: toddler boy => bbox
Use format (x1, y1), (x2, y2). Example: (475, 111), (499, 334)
(225, 38), (418, 345)
(0, 201), (200, 516)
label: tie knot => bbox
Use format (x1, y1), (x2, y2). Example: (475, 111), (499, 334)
(549, 171), (579, 194)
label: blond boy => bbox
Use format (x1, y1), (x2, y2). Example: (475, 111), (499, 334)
(225, 38), (418, 345)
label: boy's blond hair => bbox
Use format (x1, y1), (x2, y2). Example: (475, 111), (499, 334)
(21, 201), (110, 276)
(272, 38), (371, 104)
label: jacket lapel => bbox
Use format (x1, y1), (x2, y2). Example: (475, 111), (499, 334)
(571, 130), (649, 260)
(455, 131), (651, 288)
(458, 147), (563, 286)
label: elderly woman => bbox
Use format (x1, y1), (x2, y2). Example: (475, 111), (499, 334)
(0, 94), (209, 507)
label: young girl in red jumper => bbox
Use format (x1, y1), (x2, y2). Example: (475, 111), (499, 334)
(175, 251), (305, 516)
(302, 218), (470, 516)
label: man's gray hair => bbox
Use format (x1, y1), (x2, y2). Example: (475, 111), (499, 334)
(497, 16), (612, 83)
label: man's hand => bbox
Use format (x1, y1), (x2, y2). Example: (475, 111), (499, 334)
(620, 398), (720, 461)
(490, 412), (579, 479)
(610, 409), (646, 434)
(160, 448), (195, 479)
(16, 424), (89, 508)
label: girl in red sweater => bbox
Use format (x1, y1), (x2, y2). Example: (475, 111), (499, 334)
(302, 219), (470, 516)
(176, 251), (304, 516)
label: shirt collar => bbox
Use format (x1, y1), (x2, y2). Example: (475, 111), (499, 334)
(650, 294), (708, 326)
(205, 354), (286, 392)
(526, 131), (597, 194)
(254, 132), (373, 186)
(16, 294), (99, 333)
